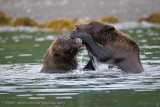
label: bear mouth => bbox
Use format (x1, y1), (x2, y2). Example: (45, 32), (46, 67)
(75, 24), (79, 31)
(78, 45), (86, 51)
(75, 38), (86, 51)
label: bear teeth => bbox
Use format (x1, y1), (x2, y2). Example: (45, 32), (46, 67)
(76, 38), (82, 44)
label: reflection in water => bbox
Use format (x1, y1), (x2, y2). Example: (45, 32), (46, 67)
(0, 23), (160, 106)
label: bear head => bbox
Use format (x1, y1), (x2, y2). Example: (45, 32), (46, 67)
(76, 21), (116, 44)
(49, 35), (85, 61)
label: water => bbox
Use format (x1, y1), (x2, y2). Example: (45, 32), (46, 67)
(0, 23), (160, 107)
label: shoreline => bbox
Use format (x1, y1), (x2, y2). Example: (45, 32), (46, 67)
(0, 0), (160, 24)
(0, 22), (160, 32)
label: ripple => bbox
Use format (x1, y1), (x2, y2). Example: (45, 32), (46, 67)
(37, 93), (79, 96)
(139, 39), (147, 43)
(4, 56), (13, 58)
(55, 96), (72, 99)
(142, 60), (160, 64)
(0, 26), (52, 32)
(17, 94), (32, 97)
(141, 45), (160, 48)
(34, 44), (40, 47)
(1, 63), (160, 93)
(0, 48), (5, 51)
(28, 97), (45, 99)
(144, 52), (153, 55)
(35, 37), (45, 41)
(0, 93), (9, 94)
(0, 24), (160, 104)
(18, 54), (32, 56)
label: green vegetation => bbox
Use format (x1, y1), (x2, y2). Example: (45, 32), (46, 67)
(41, 18), (75, 31)
(0, 11), (11, 25)
(73, 18), (87, 24)
(13, 17), (38, 27)
(138, 12), (160, 24)
(1, 10), (160, 31)
(99, 16), (120, 23)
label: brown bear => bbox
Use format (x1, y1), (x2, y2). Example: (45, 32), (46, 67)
(70, 21), (144, 73)
(40, 34), (85, 73)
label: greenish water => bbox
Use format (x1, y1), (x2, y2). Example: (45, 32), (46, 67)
(0, 23), (160, 107)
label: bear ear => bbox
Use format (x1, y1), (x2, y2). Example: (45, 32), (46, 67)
(103, 25), (115, 31)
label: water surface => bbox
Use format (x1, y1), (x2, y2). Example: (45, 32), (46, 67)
(0, 23), (160, 107)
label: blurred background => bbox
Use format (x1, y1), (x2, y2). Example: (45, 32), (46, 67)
(0, 0), (160, 107)
(0, 0), (160, 22)
(0, 0), (160, 30)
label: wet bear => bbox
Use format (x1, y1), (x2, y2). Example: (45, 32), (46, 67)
(70, 21), (144, 73)
(40, 34), (85, 73)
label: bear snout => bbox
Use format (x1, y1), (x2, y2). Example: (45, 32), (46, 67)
(75, 38), (82, 44)
(76, 24), (80, 31)
(76, 24), (80, 28)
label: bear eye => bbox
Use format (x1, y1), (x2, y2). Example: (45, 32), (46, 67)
(89, 22), (94, 25)
(54, 53), (58, 57)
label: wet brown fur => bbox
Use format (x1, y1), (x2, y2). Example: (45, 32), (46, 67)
(40, 35), (82, 73)
(76, 21), (144, 73)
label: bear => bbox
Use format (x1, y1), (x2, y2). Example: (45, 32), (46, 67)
(40, 34), (85, 73)
(70, 21), (144, 73)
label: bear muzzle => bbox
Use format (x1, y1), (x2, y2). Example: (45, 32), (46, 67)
(75, 38), (86, 51)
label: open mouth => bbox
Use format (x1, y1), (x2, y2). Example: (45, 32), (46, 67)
(75, 38), (82, 44)
(78, 44), (86, 51)
(75, 38), (86, 51)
